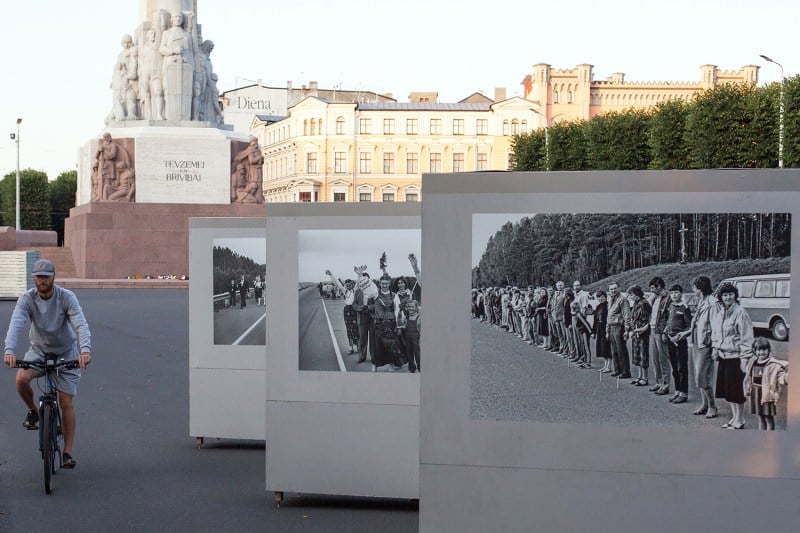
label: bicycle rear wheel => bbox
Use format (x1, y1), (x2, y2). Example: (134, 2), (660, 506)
(41, 403), (55, 494)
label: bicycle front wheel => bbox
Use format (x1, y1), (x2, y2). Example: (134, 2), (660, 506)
(41, 403), (55, 494)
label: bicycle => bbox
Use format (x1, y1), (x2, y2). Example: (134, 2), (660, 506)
(13, 354), (80, 494)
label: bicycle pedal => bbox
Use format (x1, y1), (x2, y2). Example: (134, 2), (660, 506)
(25, 424), (39, 430)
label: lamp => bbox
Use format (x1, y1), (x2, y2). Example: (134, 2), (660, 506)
(760, 54), (784, 168)
(15, 118), (21, 230)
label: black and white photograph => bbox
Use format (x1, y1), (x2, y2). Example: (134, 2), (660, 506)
(471, 212), (791, 430)
(298, 229), (421, 372)
(212, 238), (266, 345)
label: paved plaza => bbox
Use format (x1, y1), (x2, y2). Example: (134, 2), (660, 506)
(0, 289), (417, 532)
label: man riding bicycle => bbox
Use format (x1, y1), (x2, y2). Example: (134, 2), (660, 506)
(3, 258), (92, 469)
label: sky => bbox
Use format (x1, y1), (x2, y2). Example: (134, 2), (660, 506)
(298, 229), (421, 282)
(213, 237), (266, 264)
(1, 0), (797, 182)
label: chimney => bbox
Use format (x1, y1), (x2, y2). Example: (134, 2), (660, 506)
(287, 80), (292, 91)
(494, 87), (507, 102)
(309, 81), (318, 91)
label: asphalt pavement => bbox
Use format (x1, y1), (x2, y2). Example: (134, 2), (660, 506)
(470, 318), (788, 429)
(0, 289), (417, 533)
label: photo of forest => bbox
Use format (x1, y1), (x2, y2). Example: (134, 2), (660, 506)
(473, 213), (791, 290)
(470, 212), (791, 429)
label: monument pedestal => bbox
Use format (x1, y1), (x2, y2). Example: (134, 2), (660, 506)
(64, 202), (264, 279)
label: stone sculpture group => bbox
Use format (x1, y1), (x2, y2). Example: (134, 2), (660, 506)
(106, 9), (223, 125)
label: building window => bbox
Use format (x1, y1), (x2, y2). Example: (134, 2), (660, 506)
(430, 153), (442, 173)
(521, 119), (528, 133)
(299, 191), (311, 202)
(333, 192), (346, 202)
(511, 119), (520, 135)
(503, 120), (510, 136)
(336, 116), (345, 134)
(406, 152), (419, 174)
(430, 118), (442, 135)
(476, 118), (488, 135)
(567, 90), (573, 103)
(359, 117), (371, 134)
(334, 152), (347, 173)
(553, 90), (559, 104)
(453, 153), (465, 172)
(359, 192), (372, 202)
(383, 152), (395, 174)
(453, 118), (464, 135)
(384, 118), (395, 134)
(303, 119), (308, 135)
(507, 152), (513, 170)
(405, 193), (419, 202)
(406, 118), (418, 135)
(359, 152), (372, 173)
(382, 192), (395, 202)
(310, 119), (316, 135)
(306, 152), (317, 173)
(477, 152), (488, 171)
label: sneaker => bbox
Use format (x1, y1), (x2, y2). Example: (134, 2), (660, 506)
(62, 452), (76, 469)
(23, 409), (39, 430)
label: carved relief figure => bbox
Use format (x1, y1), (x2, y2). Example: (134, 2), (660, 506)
(107, 161), (136, 202)
(139, 29), (165, 120)
(91, 162), (101, 202)
(159, 11), (195, 121)
(230, 163), (258, 203)
(107, 34), (139, 123)
(94, 133), (132, 201)
(232, 136), (264, 204)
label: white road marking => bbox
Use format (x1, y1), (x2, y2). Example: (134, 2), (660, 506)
(232, 313), (266, 345)
(320, 298), (346, 372)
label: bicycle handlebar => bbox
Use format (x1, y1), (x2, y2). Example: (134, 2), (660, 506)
(13, 359), (82, 371)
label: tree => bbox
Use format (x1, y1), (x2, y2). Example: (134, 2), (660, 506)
(585, 109), (651, 170)
(49, 170), (77, 245)
(1, 169), (51, 230)
(511, 130), (547, 171)
(547, 121), (587, 171)
(648, 99), (689, 169)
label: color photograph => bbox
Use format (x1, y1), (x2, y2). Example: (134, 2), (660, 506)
(471, 212), (791, 430)
(212, 238), (266, 345)
(298, 229), (421, 372)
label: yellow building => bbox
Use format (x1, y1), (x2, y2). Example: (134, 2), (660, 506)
(252, 95), (541, 202)
(521, 63), (759, 124)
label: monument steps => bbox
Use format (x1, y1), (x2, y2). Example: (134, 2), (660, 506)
(19, 246), (78, 279)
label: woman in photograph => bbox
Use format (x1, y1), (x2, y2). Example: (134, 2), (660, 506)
(592, 291), (613, 373)
(535, 287), (549, 348)
(627, 285), (652, 386)
(325, 270), (360, 355)
(711, 282), (754, 430)
(394, 277), (414, 324)
(563, 288), (576, 360)
(689, 275), (718, 418)
(370, 274), (406, 371)
(402, 299), (421, 373)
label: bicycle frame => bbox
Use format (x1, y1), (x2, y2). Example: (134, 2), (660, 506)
(15, 354), (77, 494)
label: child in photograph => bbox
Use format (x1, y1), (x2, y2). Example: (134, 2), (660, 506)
(592, 291), (612, 373)
(744, 337), (788, 430)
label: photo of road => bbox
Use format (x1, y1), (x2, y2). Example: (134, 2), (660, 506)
(298, 229), (421, 372)
(213, 238), (266, 345)
(471, 212), (791, 429)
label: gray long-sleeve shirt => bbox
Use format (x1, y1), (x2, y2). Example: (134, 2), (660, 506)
(4, 285), (92, 359)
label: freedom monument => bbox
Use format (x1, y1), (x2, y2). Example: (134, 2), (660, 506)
(66, 0), (264, 278)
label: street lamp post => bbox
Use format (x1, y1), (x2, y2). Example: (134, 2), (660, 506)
(760, 54), (784, 168)
(15, 118), (21, 230)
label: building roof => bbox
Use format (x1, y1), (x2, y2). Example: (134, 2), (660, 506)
(255, 114), (287, 122)
(357, 102), (491, 111)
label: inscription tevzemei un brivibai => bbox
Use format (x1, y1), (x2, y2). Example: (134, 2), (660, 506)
(164, 159), (205, 182)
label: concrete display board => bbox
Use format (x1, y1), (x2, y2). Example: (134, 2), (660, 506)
(189, 217), (266, 445)
(420, 170), (800, 533)
(265, 203), (420, 502)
